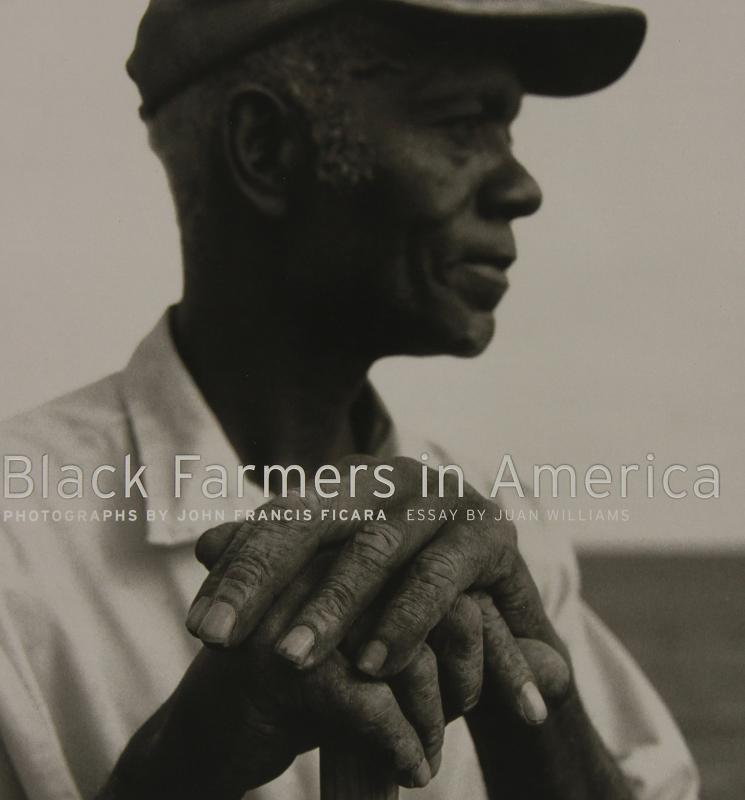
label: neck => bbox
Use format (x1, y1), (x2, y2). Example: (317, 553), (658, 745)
(171, 295), (374, 477)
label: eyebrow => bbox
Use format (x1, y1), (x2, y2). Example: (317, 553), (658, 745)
(411, 71), (524, 121)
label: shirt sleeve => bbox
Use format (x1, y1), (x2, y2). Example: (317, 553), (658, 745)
(549, 547), (700, 800)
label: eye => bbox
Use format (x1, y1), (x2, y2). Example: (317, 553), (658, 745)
(439, 113), (512, 151)
(446, 114), (483, 133)
(438, 113), (486, 147)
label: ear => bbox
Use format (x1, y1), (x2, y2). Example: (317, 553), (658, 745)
(223, 85), (306, 217)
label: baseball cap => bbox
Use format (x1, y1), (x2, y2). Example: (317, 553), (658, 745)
(127, 0), (647, 119)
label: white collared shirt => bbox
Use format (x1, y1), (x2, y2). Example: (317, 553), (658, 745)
(0, 313), (699, 799)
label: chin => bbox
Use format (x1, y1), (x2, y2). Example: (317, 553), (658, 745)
(442, 309), (496, 357)
(449, 337), (491, 358)
(395, 311), (496, 358)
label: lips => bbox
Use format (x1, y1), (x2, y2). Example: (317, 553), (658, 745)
(444, 260), (513, 311)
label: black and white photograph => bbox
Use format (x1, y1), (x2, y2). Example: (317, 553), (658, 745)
(1, 1), (743, 798)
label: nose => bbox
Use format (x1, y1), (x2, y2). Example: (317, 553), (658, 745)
(476, 156), (543, 221)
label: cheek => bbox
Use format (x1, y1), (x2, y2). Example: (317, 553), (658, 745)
(375, 133), (476, 224)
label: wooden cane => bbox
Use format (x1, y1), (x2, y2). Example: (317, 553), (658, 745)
(320, 745), (399, 800)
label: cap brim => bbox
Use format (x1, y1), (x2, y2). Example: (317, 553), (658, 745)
(381, 0), (647, 96)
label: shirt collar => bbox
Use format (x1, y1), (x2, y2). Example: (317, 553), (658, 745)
(119, 310), (401, 547)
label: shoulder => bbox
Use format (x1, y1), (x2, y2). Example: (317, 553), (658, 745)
(0, 372), (137, 574)
(0, 372), (129, 458)
(0, 376), (140, 800)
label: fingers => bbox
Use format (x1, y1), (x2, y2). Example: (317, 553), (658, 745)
(274, 513), (443, 668)
(195, 522), (237, 568)
(472, 591), (549, 726)
(212, 548), (437, 790)
(427, 593), (484, 721)
(352, 521), (494, 677)
(486, 548), (561, 649)
(186, 458), (396, 648)
(389, 644), (445, 776)
(306, 652), (433, 789)
(516, 638), (572, 708)
(186, 493), (322, 646)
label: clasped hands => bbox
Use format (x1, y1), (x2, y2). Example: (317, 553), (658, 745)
(182, 455), (571, 793)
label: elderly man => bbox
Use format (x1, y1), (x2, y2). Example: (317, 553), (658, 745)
(0, 1), (698, 799)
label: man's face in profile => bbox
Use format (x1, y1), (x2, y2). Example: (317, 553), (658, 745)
(291, 44), (543, 360)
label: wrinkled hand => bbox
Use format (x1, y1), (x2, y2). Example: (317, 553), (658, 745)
(175, 537), (567, 799)
(187, 455), (571, 727)
(165, 552), (455, 796)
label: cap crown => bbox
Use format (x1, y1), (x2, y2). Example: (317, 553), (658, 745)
(127, 0), (646, 117)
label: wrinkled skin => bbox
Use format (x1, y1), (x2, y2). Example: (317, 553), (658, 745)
(177, 542), (568, 795)
(179, 456), (572, 796)
(101, 15), (634, 800)
(273, 51), (542, 360)
(108, 538), (568, 799)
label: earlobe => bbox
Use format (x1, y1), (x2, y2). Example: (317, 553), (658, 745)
(224, 85), (303, 217)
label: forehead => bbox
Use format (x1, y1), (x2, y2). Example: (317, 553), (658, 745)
(349, 49), (524, 121)
(410, 57), (522, 103)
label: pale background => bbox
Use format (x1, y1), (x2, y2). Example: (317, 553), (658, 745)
(1, 0), (743, 551)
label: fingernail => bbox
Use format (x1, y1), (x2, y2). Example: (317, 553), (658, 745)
(519, 682), (548, 725)
(410, 758), (431, 788)
(276, 625), (315, 666)
(197, 601), (236, 645)
(186, 597), (211, 633)
(357, 640), (388, 675)
(430, 749), (442, 777)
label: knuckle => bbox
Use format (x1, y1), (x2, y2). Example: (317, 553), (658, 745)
(355, 686), (398, 735)
(499, 581), (534, 620)
(451, 593), (483, 629)
(405, 644), (438, 682)
(482, 614), (512, 649)
(443, 620), (483, 662)
(487, 523), (518, 581)
(410, 550), (463, 594)
(216, 573), (256, 606)
(465, 589), (493, 615)
(433, 595), (483, 670)
(421, 722), (445, 755)
(267, 492), (318, 524)
(461, 682), (483, 713)
(308, 578), (356, 626)
(354, 519), (406, 562)
(459, 635), (484, 664)
(381, 558), (475, 647)
(500, 647), (532, 685)
(386, 598), (429, 638)
(440, 644), (484, 714)
(229, 545), (275, 582)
